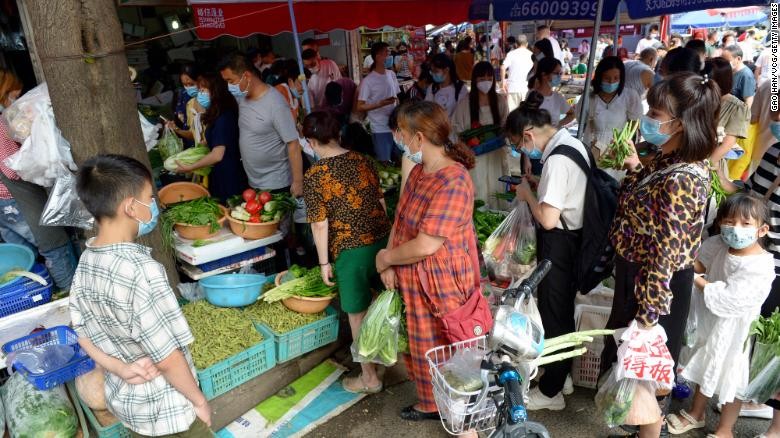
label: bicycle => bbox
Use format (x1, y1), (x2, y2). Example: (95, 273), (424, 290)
(427, 260), (564, 438)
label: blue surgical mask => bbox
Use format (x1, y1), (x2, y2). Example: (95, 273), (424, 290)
(522, 135), (543, 160)
(384, 57), (394, 69)
(131, 199), (159, 237)
(640, 115), (675, 146)
(550, 74), (562, 88)
(196, 91), (211, 109)
(771, 121), (780, 142)
(601, 81), (620, 94)
(432, 72), (446, 84)
(408, 150), (423, 164)
(228, 74), (248, 99)
(535, 53), (545, 61)
(720, 225), (759, 250)
(184, 85), (198, 97)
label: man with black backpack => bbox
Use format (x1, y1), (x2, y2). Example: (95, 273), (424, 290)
(506, 90), (619, 411)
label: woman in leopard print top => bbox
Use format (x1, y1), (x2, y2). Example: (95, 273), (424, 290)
(600, 72), (721, 437)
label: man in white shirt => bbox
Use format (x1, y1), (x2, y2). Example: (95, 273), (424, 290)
(739, 29), (757, 62)
(634, 25), (659, 57)
(501, 35), (534, 111)
(624, 48), (657, 99)
(356, 42), (400, 162)
(537, 25), (564, 65)
(754, 48), (772, 86)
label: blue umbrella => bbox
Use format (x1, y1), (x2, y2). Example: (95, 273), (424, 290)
(671, 7), (768, 31)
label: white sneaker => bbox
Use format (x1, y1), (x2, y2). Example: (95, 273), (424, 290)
(563, 375), (574, 395)
(526, 387), (566, 411)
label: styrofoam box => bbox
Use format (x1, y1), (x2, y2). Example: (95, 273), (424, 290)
(174, 229), (283, 266)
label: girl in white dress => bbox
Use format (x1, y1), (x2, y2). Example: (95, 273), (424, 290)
(667, 193), (775, 437)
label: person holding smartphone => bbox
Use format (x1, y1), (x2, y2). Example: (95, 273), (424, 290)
(357, 42), (400, 163)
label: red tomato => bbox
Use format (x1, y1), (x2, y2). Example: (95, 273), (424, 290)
(242, 189), (256, 202)
(248, 216), (261, 223)
(258, 191), (273, 204)
(467, 138), (481, 147)
(471, 121), (481, 129)
(245, 199), (261, 214)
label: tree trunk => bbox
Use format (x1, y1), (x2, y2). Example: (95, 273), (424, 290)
(22, 0), (179, 285)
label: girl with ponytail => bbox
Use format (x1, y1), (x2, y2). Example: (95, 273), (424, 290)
(375, 101), (482, 423)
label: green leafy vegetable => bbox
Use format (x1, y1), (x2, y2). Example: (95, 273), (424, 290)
(243, 300), (325, 334)
(598, 120), (639, 170)
(262, 267), (336, 302)
(164, 146), (211, 176)
(2, 372), (78, 437)
(181, 300), (264, 369)
(160, 197), (224, 249)
(355, 289), (402, 366)
(710, 167), (729, 207)
(473, 201), (506, 247)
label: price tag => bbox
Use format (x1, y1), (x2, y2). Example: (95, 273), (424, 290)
(32, 294), (43, 302)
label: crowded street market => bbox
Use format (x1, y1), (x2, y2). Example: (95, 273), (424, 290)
(0, 0), (778, 437)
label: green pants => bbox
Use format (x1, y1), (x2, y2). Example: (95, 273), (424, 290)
(334, 238), (387, 314)
(129, 419), (213, 438)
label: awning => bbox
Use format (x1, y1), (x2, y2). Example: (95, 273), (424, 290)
(470, 0), (769, 21)
(671, 6), (768, 31)
(188, 0), (472, 39)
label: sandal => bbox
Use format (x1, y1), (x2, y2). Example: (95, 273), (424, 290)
(666, 410), (705, 435)
(342, 374), (383, 394)
(399, 404), (440, 421)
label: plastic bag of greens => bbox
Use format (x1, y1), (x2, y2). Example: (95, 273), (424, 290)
(482, 200), (536, 285)
(156, 126), (183, 161)
(164, 146), (212, 177)
(595, 367), (637, 428)
(352, 289), (402, 366)
(440, 347), (487, 392)
(1, 372), (77, 438)
(744, 342), (780, 403)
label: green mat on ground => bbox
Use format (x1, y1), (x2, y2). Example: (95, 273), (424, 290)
(256, 360), (339, 424)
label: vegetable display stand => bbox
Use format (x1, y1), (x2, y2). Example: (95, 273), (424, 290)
(197, 324), (276, 400)
(571, 304), (611, 389)
(2, 325), (95, 390)
(74, 389), (131, 438)
(471, 136), (506, 157)
(257, 306), (339, 363)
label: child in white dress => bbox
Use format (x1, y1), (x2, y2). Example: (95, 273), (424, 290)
(668, 193), (776, 437)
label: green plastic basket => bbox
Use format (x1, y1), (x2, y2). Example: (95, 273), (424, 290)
(258, 306), (339, 363)
(197, 324), (276, 400)
(74, 389), (131, 438)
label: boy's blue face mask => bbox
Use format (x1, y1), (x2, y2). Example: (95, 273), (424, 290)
(131, 199), (159, 237)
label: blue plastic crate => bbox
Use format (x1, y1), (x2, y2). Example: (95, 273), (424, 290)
(258, 306), (339, 363)
(2, 326), (95, 390)
(0, 263), (51, 296)
(196, 246), (267, 272)
(197, 324), (276, 400)
(472, 136), (506, 156)
(0, 283), (53, 318)
(76, 388), (131, 438)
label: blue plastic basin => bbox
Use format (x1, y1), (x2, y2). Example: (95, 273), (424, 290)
(199, 274), (267, 307)
(0, 244), (36, 289)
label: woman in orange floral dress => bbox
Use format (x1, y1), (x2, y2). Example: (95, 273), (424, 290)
(302, 111), (391, 394)
(375, 101), (481, 422)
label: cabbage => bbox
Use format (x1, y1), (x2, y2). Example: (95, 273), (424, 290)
(2, 373), (77, 438)
(164, 146), (212, 177)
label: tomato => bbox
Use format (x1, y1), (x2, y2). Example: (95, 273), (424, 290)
(258, 191), (273, 204)
(242, 189), (256, 202)
(471, 121), (481, 129)
(467, 138), (481, 147)
(248, 216), (261, 223)
(245, 199), (261, 214)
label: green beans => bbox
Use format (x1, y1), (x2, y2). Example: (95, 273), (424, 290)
(710, 168), (728, 207)
(181, 300), (264, 369)
(598, 120), (640, 170)
(243, 301), (325, 334)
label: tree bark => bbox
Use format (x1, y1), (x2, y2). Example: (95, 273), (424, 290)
(22, 0), (179, 285)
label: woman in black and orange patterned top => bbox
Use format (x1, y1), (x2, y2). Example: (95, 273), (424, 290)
(302, 111), (391, 395)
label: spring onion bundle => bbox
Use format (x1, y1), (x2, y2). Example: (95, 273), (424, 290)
(262, 267), (336, 302)
(598, 120), (639, 170)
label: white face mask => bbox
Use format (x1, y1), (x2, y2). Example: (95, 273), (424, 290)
(476, 80), (493, 94)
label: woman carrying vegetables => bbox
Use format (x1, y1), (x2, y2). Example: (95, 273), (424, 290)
(450, 61), (509, 208)
(576, 56), (643, 179)
(600, 72), (719, 437)
(375, 101), (482, 425)
(166, 64), (205, 146)
(301, 111), (391, 394)
(174, 72), (247, 203)
(505, 90), (588, 412)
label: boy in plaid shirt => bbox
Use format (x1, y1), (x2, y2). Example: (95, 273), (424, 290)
(70, 154), (211, 437)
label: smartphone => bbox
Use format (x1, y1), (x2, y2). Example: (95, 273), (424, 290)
(498, 175), (523, 185)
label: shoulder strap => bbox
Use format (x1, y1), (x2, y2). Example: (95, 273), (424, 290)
(548, 144), (592, 175)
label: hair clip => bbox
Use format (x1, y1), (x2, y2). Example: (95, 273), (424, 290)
(701, 74), (709, 85)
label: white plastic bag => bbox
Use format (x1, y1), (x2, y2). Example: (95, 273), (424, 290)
(40, 170), (94, 229)
(3, 104), (76, 187)
(177, 282), (205, 302)
(483, 200), (537, 286)
(139, 111), (161, 152)
(3, 83), (49, 143)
